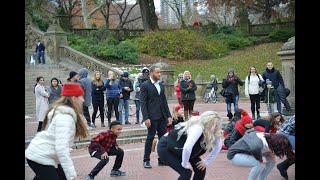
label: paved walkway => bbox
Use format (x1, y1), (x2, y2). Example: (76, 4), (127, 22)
(25, 100), (295, 180)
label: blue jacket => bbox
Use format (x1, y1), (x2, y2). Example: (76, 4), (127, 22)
(91, 81), (106, 101)
(104, 79), (122, 99)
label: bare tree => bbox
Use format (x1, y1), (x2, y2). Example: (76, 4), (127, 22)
(112, 0), (141, 29)
(99, 0), (112, 28)
(80, 0), (108, 28)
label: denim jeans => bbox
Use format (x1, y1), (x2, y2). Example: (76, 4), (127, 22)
(227, 95), (239, 115)
(134, 100), (140, 123)
(118, 99), (129, 123)
(278, 132), (295, 151)
(266, 103), (274, 116)
(37, 51), (45, 64)
(230, 153), (276, 180)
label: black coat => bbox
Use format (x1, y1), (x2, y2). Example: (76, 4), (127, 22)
(140, 79), (171, 121)
(262, 68), (284, 89)
(180, 79), (197, 101)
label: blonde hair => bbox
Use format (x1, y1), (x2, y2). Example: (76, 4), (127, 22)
(172, 105), (180, 122)
(92, 71), (103, 87)
(174, 73), (183, 86)
(177, 111), (223, 150)
(42, 96), (90, 138)
(183, 71), (191, 80)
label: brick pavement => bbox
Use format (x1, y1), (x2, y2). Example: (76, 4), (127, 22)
(25, 101), (295, 179)
(25, 141), (295, 180)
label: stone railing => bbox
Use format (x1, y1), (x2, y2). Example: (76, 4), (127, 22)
(59, 45), (131, 79)
(249, 21), (295, 36)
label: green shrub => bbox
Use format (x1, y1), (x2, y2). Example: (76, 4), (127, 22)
(268, 28), (295, 42)
(31, 16), (49, 32)
(137, 29), (228, 60)
(114, 40), (139, 64)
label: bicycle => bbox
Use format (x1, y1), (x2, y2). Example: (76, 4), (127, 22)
(96, 101), (136, 118)
(203, 83), (218, 103)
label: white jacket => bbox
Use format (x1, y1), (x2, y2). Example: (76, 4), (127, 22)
(25, 105), (78, 180)
(35, 83), (49, 122)
(245, 74), (263, 97)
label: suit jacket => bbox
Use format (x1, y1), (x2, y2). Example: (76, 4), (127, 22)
(140, 79), (171, 122)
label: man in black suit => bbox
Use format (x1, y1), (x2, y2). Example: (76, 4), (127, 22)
(140, 65), (172, 168)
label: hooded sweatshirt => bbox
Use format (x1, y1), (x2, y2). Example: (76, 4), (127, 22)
(79, 68), (92, 107)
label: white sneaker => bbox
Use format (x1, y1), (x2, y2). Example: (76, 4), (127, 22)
(140, 122), (146, 128)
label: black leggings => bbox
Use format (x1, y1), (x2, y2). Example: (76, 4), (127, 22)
(26, 159), (67, 180)
(157, 136), (206, 180)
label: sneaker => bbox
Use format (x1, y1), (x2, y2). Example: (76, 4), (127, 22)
(110, 169), (126, 177)
(91, 124), (97, 128)
(101, 123), (105, 127)
(143, 161), (152, 168)
(125, 121), (131, 124)
(86, 175), (94, 180)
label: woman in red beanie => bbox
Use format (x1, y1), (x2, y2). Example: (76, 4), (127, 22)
(167, 105), (185, 132)
(26, 83), (90, 180)
(223, 110), (253, 150)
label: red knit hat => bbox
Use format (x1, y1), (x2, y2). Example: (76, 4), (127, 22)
(240, 110), (252, 125)
(175, 105), (182, 112)
(61, 83), (84, 96)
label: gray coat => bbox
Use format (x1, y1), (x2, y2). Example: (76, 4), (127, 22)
(227, 129), (264, 162)
(79, 68), (92, 107)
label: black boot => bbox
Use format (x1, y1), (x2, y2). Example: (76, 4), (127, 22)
(252, 113), (256, 120)
(257, 110), (261, 119)
(277, 158), (294, 179)
(227, 113), (233, 121)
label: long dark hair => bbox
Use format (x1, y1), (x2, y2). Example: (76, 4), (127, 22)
(34, 76), (44, 93)
(265, 133), (295, 162)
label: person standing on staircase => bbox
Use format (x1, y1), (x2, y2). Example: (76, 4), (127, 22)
(35, 39), (46, 64)
(79, 68), (93, 128)
(34, 76), (49, 132)
(118, 72), (133, 125)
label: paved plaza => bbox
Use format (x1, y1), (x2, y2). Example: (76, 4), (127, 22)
(25, 101), (295, 180)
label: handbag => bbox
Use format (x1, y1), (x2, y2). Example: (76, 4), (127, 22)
(220, 88), (233, 97)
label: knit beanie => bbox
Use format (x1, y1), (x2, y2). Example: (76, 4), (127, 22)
(240, 110), (252, 125)
(228, 68), (235, 73)
(67, 71), (78, 81)
(175, 105), (182, 112)
(266, 79), (272, 84)
(61, 83), (84, 96)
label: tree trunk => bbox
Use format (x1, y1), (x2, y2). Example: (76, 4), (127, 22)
(138, 0), (159, 31)
(80, 0), (90, 28)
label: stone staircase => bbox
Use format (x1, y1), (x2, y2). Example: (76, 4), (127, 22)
(25, 64), (71, 114)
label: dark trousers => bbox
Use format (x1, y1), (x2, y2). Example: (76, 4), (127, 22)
(143, 117), (167, 162)
(89, 147), (124, 177)
(37, 121), (43, 132)
(157, 136), (206, 180)
(92, 99), (104, 124)
(107, 98), (119, 122)
(26, 159), (66, 180)
(134, 100), (140, 122)
(83, 105), (91, 126)
(249, 94), (261, 116)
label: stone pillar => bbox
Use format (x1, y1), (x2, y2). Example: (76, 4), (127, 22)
(195, 73), (205, 99)
(152, 61), (174, 100)
(43, 17), (67, 63)
(277, 36), (295, 115)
